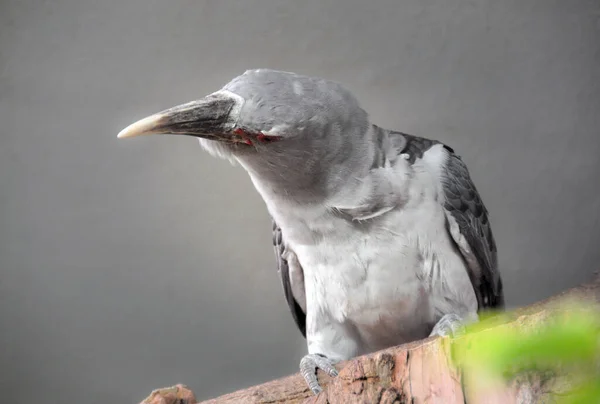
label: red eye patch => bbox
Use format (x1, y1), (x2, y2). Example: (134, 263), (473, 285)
(233, 128), (281, 146)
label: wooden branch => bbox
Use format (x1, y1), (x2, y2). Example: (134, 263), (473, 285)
(140, 276), (600, 404)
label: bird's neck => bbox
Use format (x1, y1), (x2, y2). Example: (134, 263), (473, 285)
(236, 125), (412, 223)
(235, 129), (374, 204)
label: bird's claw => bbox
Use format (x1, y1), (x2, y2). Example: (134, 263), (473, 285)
(429, 313), (465, 338)
(299, 353), (339, 395)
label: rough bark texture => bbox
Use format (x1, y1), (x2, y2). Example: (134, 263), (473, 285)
(139, 277), (600, 404)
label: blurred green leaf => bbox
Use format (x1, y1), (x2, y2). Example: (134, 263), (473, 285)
(451, 301), (600, 402)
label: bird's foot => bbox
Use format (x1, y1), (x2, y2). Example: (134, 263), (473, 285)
(429, 313), (465, 338)
(299, 353), (339, 395)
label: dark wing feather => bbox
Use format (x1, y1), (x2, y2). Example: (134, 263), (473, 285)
(394, 130), (504, 310)
(439, 147), (504, 310)
(272, 219), (307, 337)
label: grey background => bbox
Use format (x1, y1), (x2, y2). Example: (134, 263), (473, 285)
(1, 0), (599, 402)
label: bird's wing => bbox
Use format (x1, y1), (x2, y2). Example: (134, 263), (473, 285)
(392, 131), (504, 310)
(437, 145), (504, 310)
(272, 219), (307, 337)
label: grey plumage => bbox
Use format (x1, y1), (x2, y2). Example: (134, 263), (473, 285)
(273, 220), (306, 337)
(273, 127), (503, 339)
(118, 68), (504, 395)
(441, 150), (504, 309)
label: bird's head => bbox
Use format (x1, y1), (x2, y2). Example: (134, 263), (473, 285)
(118, 69), (372, 201)
(119, 69), (368, 157)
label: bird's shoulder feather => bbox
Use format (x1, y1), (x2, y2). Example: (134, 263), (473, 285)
(390, 130), (504, 310)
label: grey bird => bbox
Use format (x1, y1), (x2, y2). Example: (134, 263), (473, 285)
(118, 69), (504, 395)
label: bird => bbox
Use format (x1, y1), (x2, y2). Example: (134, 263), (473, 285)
(118, 68), (504, 395)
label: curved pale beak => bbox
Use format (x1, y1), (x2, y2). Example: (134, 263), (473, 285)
(117, 92), (236, 140)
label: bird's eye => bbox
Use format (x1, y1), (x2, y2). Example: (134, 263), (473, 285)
(256, 133), (281, 143)
(233, 127), (281, 144)
(258, 134), (271, 142)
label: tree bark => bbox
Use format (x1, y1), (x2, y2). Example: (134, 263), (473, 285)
(140, 276), (600, 404)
